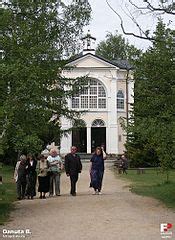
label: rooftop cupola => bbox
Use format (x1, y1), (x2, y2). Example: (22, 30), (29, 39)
(81, 30), (96, 55)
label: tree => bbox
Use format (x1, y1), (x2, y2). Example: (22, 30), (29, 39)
(126, 20), (175, 181)
(127, 0), (175, 16)
(106, 0), (175, 41)
(0, 0), (91, 162)
(96, 31), (141, 63)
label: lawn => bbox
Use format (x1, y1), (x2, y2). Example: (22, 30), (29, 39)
(0, 164), (16, 225)
(116, 168), (175, 210)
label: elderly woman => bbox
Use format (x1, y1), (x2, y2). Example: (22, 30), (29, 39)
(47, 148), (63, 196)
(26, 154), (37, 199)
(14, 155), (27, 200)
(38, 154), (50, 199)
(90, 147), (106, 195)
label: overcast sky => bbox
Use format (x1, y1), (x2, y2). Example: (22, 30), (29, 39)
(83, 0), (175, 51)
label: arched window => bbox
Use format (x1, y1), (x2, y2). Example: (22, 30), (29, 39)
(92, 119), (105, 127)
(72, 79), (106, 109)
(117, 90), (124, 110)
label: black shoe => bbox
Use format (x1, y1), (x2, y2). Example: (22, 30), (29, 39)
(17, 197), (21, 200)
(42, 196), (46, 199)
(71, 193), (76, 196)
(39, 195), (42, 199)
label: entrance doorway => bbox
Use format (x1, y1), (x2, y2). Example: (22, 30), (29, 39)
(91, 119), (106, 153)
(91, 127), (106, 152)
(72, 119), (87, 153)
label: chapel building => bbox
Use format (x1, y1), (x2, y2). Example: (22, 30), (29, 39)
(60, 33), (134, 155)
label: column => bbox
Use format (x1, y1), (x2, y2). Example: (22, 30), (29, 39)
(60, 117), (72, 155)
(106, 126), (110, 154)
(107, 73), (118, 154)
(60, 133), (72, 155)
(87, 126), (91, 153)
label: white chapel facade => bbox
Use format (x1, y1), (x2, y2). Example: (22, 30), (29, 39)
(60, 36), (134, 155)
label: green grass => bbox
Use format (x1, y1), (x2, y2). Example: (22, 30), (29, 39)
(116, 168), (175, 210)
(0, 164), (17, 225)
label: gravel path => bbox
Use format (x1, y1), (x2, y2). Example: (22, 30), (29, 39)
(1, 163), (175, 240)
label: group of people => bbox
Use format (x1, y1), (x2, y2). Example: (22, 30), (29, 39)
(14, 154), (37, 200)
(14, 146), (107, 200)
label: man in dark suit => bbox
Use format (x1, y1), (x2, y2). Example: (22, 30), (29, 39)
(65, 146), (82, 196)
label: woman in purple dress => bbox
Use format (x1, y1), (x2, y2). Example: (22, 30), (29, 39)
(89, 147), (106, 195)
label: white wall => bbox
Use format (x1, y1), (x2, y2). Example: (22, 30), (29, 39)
(60, 55), (132, 155)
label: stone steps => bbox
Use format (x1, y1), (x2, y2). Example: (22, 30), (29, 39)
(81, 159), (116, 163)
(78, 153), (117, 162)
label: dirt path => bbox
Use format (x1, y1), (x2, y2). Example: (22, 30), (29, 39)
(1, 163), (175, 240)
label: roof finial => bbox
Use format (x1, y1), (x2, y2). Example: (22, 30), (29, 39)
(81, 30), (96, 54)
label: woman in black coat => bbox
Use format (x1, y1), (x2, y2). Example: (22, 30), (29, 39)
(26, 154), (37, 199)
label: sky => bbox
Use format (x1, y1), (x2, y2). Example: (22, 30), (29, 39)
(83, 0), (175, 51)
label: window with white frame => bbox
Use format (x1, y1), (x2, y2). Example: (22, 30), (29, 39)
(117, 90), (124, 110)
(81, 96), (88, 108)
(72, 97), (79, 108)
(72, 79), (106, 109)
(92, 119), (105, 127)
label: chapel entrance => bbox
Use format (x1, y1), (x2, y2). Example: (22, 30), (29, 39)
(72, 120), (87, 153)
(91, 119), (106, 153)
